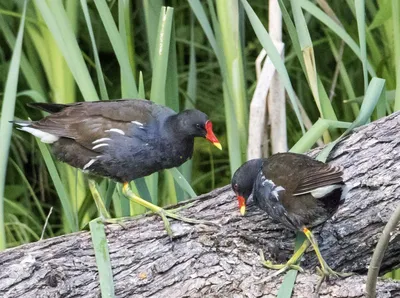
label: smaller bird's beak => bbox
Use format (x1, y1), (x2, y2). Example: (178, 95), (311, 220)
(237, 195), (246, 216)
(205, 120), (222, 150)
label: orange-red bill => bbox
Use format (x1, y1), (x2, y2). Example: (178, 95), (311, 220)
(237, 195), (246, 216)
(205, 120), (222, 150)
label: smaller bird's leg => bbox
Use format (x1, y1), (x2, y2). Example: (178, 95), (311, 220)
(259, 240), (309, 275)
(302, 227), (352, 278)
(122, 182), (211, 237)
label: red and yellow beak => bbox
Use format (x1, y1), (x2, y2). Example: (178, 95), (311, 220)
(205, 120), (222, 150)
(237, 195), (246, 216)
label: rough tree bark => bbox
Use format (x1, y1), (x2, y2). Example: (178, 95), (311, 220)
(2, 112), (400, 298)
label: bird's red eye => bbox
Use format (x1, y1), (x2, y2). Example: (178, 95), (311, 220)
(234, 184), (238, 191)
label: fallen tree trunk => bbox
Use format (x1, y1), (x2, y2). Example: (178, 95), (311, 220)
(2, 112), (400, 298)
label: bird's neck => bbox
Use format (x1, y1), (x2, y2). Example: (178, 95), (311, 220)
(162, 115), (194, 158)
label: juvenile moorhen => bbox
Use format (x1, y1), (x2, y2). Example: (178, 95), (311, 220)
(15, 99), (222, 235)
(231, 153), (348, 278)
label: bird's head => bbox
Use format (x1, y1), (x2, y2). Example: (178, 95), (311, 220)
(176, 109), (222, 150)
(231, 159), (263, 216)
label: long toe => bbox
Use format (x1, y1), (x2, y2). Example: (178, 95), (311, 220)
(259, 250), (303, 275)
(156, 209), (174, 238)
(262, 260), (303, 273)
(317, 266), (353, 279)
(162, 209), (215, 226)
(100, 217), (128, 229)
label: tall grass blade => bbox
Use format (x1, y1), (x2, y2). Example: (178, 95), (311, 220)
(81, 0), (109, 100)
(150, 7), (173, 106)
(290, 119), (351, 154)
(0, 0), (28, 250)
(143, 0), (163, 66)
(180, 13), (197, 184)
(189, 0), (243, 175)
(393, 0), (400, 111)
(298, 0), (376, 77)
(34, 0), (99, 101)
(216, 0), (248, 155)
(36, 141), (78, 233)
(169, 168), (197, 198)
(119, 0), (136, 97)
(0, 15), (45, 95)
(355, 0), (368, 93)
(290, 1), (337, 122)
(146, 7), (174, 204)
(327, 34), (360, 117)
(93, 0), (137, 97)
(277, 233), (306, 298)
(119, 0), (136, 78)
(138, 71), (145, 98)
(89, 219), (115, 298)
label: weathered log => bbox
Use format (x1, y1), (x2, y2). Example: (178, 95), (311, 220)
(2, 112), (400, 298)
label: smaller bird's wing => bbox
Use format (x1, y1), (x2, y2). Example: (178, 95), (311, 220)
(293, 164), (343, 196)
(263, 153), (344, 196)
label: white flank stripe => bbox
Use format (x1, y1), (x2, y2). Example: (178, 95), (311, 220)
(131, 121), (144, 126)
(92, 137), (111, 144)
(19, 127), (59, 144)
(17, 122), (29, 126)
(83, 158), (97, 170)
(105, 128), (125, 135)
(311, 185), (342, 198)
(272, 186), (285, 199)
(92, 143), (109, 150)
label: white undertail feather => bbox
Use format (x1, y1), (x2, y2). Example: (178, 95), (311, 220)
(311, 184), (342, 198)
(18, 126), (59, 144)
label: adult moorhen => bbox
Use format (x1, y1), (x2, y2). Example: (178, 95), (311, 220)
(15, 99), (222, 236)
(231, 152), (348, 278)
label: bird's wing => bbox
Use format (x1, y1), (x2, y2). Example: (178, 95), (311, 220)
(29, 99), (172, 150)
(262, 153), (344, 196)
(293, 164), (343, 196)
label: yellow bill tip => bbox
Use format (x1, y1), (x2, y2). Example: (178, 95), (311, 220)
(240, 206), (246, 216)
(213, 142), (222, 150)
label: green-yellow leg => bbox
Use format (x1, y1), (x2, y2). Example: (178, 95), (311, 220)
(88, 180), (128, 228)
(303, 227), (352, 278)
(259, 239), (309, 275)
(122, 182), (210, 237)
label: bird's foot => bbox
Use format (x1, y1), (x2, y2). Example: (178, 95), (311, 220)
(314, 264), (353, 295)
(316, 264), (353, 279)
(259, 249), (303, 276)
(122, 182), (215, 238)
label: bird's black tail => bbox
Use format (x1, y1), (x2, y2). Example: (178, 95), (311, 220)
(27, 102), (68, 114)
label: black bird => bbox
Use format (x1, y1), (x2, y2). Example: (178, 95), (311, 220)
(15, 99), (222, 235)
(231, 152), (348, 277)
